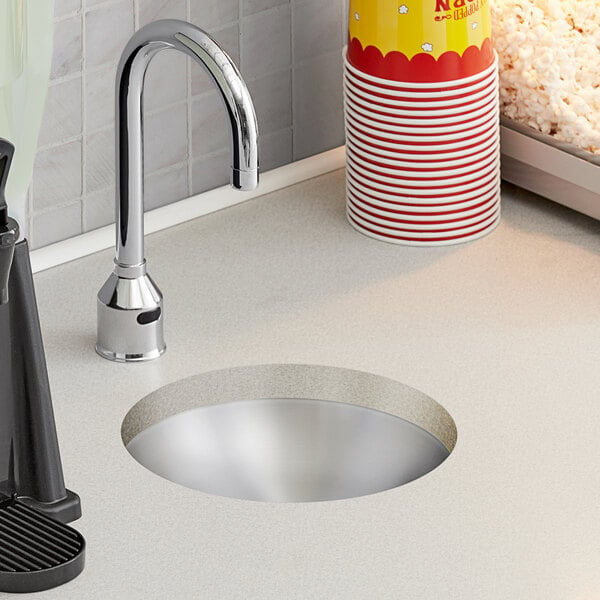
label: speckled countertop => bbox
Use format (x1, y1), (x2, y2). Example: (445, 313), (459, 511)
(12, 169), (600, 599)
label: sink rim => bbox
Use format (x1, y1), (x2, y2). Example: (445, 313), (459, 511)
(125, 396), (452, 502)
(122, 363), (457, 453)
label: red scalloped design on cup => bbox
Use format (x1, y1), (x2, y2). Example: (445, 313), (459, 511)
(348, 37), (494, 83)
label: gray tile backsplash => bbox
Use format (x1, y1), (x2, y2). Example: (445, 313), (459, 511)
(190, 0), (239, 29)
(259, 128), (293, 171)
(85, 1), (135, 69)
(144, 51), (188, 112)
(55, 0), (81, 19)
(241, 6), (292, 79)
(191, 150), (230, 196)
(293, 49), (344, 161)
(139, 0), (187, 26)
(51, 16), (82, 79)
(242, 0), (288, 17)
(84, 64), (114, 132)
(144, 163), (189, 211)
(32, 140), (83, 210)
(39, 77), (83, 147)
(85, 128), (115, 193)
(246, 69), (293, 136)
(191, 91), (230, 158)
(82, 186), (114, 231)
(292, 0), (342, 63)
(32, 202), (83, 248)
(144, 103), (189, 173)
(29, 0), (346, 249)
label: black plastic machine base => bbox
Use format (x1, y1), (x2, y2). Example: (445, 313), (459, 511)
(19, 489), (82, 525)
(0, 497), (85, 593)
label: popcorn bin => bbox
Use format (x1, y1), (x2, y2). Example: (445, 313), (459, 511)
(493, 0), (600, 221)
(348, 0), (494, 82)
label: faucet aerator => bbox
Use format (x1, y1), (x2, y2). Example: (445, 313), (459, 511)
(232, 167), (259, 192)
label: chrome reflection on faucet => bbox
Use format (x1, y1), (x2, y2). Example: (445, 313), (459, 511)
(96, 20), (259, 362)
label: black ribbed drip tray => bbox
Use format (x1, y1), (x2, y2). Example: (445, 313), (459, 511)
(0, 497), (85, 593)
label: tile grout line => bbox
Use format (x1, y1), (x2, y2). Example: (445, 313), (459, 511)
(238, 0), (243, 74)
(32, 198), (85, 219)
(238, 0), (243, 183)
(238, 0), (243, 58)
(46, 70), (82, 88)
(186, 0), (193, 197)
(133, 0), (139, 35)
(26, 187), (33, 249)
(80, 0), (88, 234)
(290, 0), (296, 162)
(76, 0), (122, 13)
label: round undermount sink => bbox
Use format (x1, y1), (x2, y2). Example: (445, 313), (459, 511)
(122, 365), (457, 502)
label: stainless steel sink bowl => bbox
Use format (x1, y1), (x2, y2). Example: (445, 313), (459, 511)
(122, 365), (457, 502)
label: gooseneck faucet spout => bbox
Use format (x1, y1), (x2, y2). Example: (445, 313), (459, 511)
(97, 20), (259, 362)
(116, 20), (259, 269)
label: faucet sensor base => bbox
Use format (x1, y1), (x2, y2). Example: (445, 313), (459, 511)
(97, 271), (166, 362)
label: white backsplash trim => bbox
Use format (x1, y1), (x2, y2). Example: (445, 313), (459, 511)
(30, 146), (346, 273)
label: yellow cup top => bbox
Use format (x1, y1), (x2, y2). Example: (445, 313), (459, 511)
(349, 0), (492, 61)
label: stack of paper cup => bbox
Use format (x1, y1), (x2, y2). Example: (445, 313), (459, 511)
(344, 0), (500, 245)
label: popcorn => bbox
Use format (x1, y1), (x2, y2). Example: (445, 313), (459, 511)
(491, 0), (600, 154)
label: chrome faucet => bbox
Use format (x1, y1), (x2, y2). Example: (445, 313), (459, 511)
(96, 20), (259, 362)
